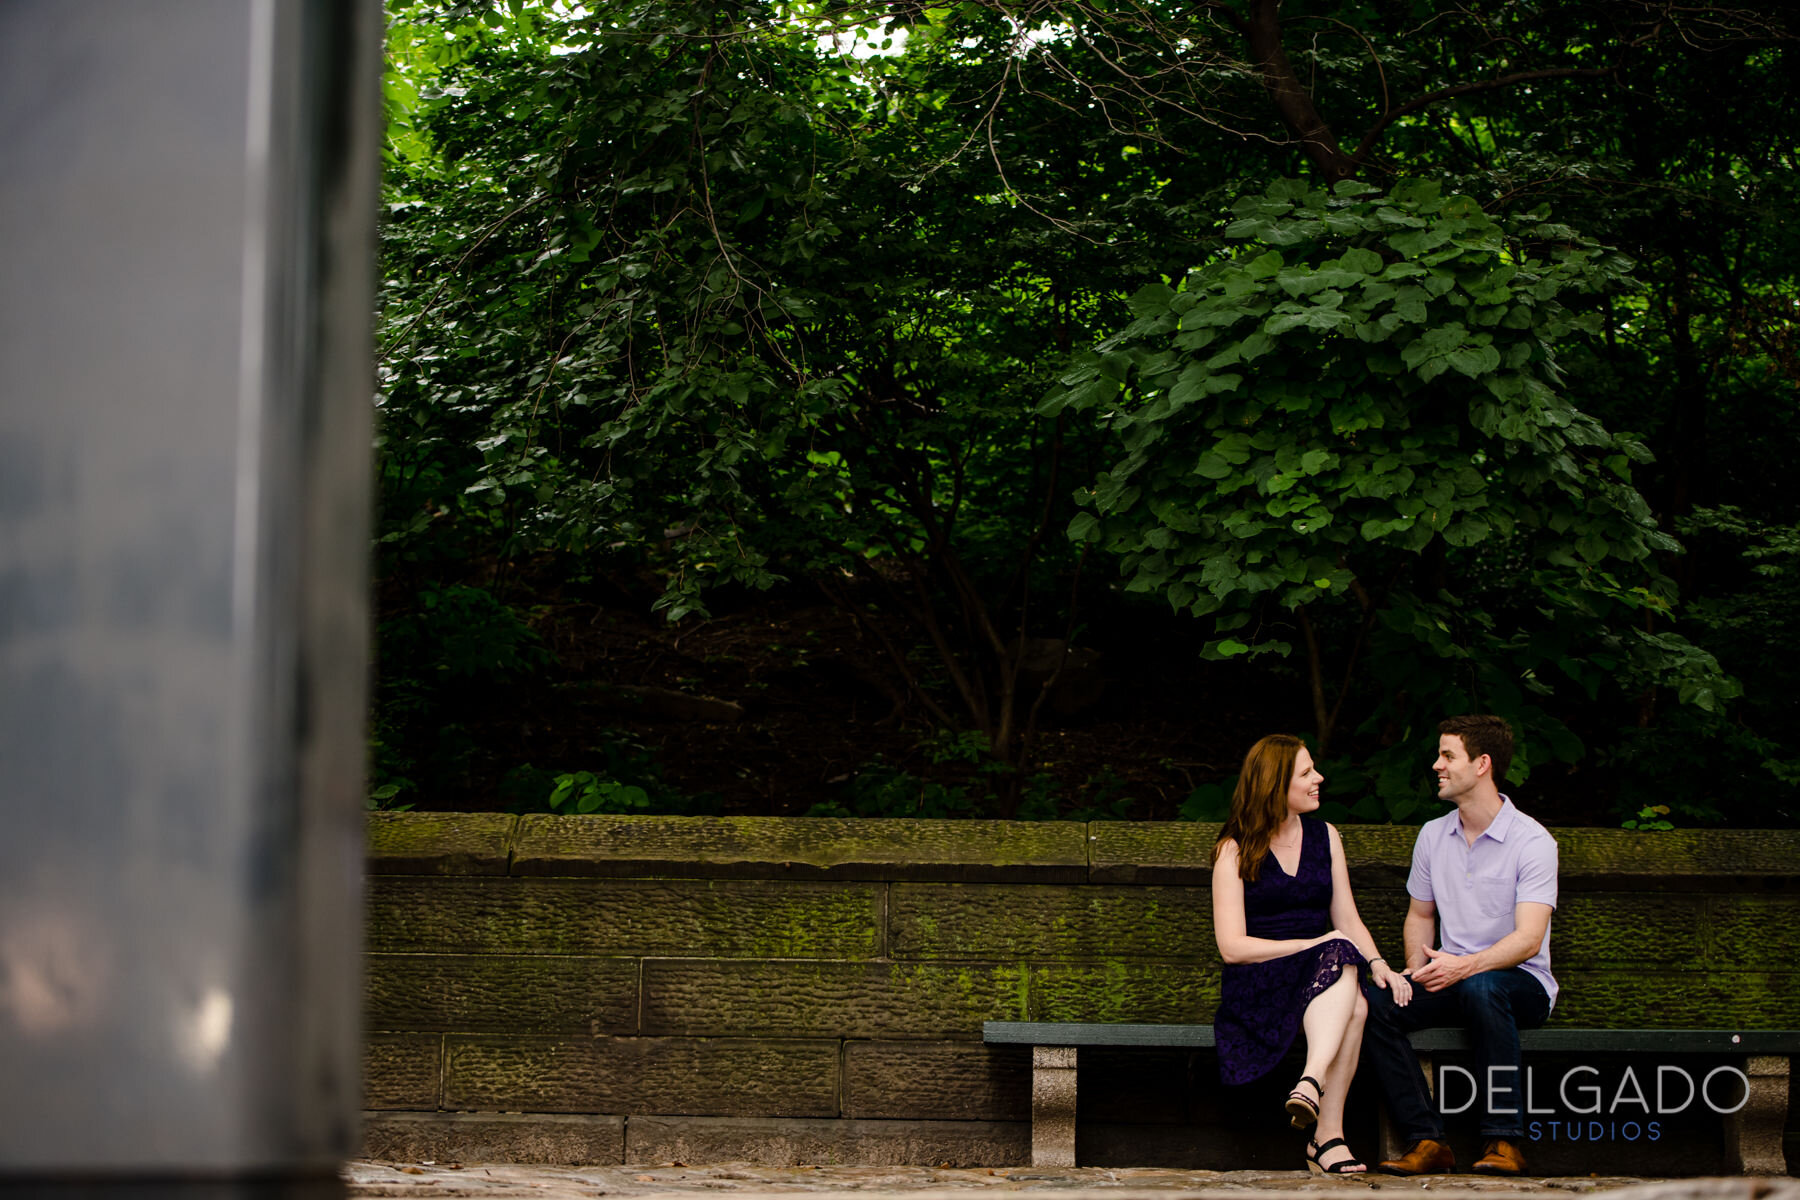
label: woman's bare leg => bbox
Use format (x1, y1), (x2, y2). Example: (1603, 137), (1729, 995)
(1298, 966), (1360, 1087)
(1310, 974), (1369, 1171)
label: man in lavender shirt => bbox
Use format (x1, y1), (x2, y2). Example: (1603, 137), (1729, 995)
(1360, 714), (1558, 1178)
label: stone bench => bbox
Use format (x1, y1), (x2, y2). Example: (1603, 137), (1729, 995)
(984, 1021), (1800, 1173)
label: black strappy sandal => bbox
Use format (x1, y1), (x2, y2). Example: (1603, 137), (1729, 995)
(1307, 1137), (1367, 1175)
(1284, 1074), (1322, 1128)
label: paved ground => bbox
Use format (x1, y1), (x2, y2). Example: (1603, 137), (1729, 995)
(342, 1162), (1799, 1200)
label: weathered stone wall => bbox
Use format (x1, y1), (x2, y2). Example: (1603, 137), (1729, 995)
(363, 814), (1799, 1170)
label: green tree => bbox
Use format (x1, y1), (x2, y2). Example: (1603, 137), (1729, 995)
(373, 0), (1799, 823)
(1045, 178), (1735, 813)
(376, 0), (1256, 807)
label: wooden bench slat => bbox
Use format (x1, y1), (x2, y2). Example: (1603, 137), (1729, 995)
(984, 1021), (1800, 1055)
(1425, 1028), (1800, 1054)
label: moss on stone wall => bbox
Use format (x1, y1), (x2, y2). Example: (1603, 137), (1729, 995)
(510, 815), (1089, 880)
(363, 813), (1800, 1134)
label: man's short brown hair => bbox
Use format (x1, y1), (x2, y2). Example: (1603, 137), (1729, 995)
(1438, 714), (1515, 786)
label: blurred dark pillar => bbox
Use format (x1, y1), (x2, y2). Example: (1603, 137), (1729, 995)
(0, 0), (380, 1193)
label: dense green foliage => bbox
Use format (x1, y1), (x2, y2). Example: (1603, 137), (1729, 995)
(374, 0), (1799, 825)
(1046, 178), (1743, 815)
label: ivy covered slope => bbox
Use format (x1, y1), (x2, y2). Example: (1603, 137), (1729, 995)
(1046, 180), (1735, 817)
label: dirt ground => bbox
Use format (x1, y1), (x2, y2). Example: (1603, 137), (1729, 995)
(343, 1161), (1797, 1200)
(405, 580), (1289, 821)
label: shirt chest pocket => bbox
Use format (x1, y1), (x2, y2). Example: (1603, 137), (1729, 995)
(1471, 870), (1516, 918)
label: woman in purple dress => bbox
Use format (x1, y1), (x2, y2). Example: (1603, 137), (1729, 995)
(1211, 734), (1413, 1175)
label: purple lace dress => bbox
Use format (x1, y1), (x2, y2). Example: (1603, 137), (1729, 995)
(1215, 816), (1366, 1085)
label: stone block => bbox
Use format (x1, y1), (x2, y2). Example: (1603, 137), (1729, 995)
(1362, 885), (1658, 969)
(1552, 829), (1800, 890)
(1086, 823), (1800, 891)
(1027, 962), (1216, 1024)
(623, 1115), (1029, 1167)
(1706, 896), (1800, 968)
(365, 1033), (441, 1109)
(1301, 889), (1713, 970)
(510, 815), (1088, 882)
(843, 1041), (1030, 1121)
(1088, 823), (1420, 887)
(367, 876), (880, 958)
(1548, 970), (1798, 1029)
(641, 959), (1029, 1038)
(1085, 823), (1217, 886)
(645, 959), (1213, 1035)
(1554, 894), (1707, 965)
(442, 1036), (839, 1116)
(367, 812), (516, 875)
(361, 1111), (623, 1165)
(365, 953), (639, 1034)
(1333, 825), (1427, 886)
(888, 883), (1211, 960)
(1358, 887), (1410, 955)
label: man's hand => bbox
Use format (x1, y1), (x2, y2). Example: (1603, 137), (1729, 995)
(1411, 945), (1478, 992)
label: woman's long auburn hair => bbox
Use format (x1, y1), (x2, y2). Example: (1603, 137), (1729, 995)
(1211, 734), (1305, 883)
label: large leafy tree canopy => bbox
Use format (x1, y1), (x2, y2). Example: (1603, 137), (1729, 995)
(375, 0), (1799, 825)
(1047, 179), (1735, 814)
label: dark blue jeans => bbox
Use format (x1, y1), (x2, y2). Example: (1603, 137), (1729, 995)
(1360, 968), (1551, 1141)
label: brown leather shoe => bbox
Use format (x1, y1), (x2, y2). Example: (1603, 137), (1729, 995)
(1473, 1138), (1527, 1175)
(1378, 1138), (1454, 1176)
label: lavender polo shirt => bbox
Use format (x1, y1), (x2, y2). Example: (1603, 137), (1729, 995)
(1407, 796), (1559, 1009)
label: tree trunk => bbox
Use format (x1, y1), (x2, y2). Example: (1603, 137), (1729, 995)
(1241, 0), (1358, 183)
(1664, 245), (1709, 529)
(1297, 606), (1336, 758)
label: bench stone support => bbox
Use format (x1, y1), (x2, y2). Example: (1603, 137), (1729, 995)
(1031, 1046), (1078, 1167)
(1725, 1055), (1791, 1175)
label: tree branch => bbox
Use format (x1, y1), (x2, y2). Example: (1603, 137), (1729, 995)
(1348, 65), (1616, 168)
(817, 575), (954, 727)
(1019, 544), (1092, 772)
(380, 193), (547, 366)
